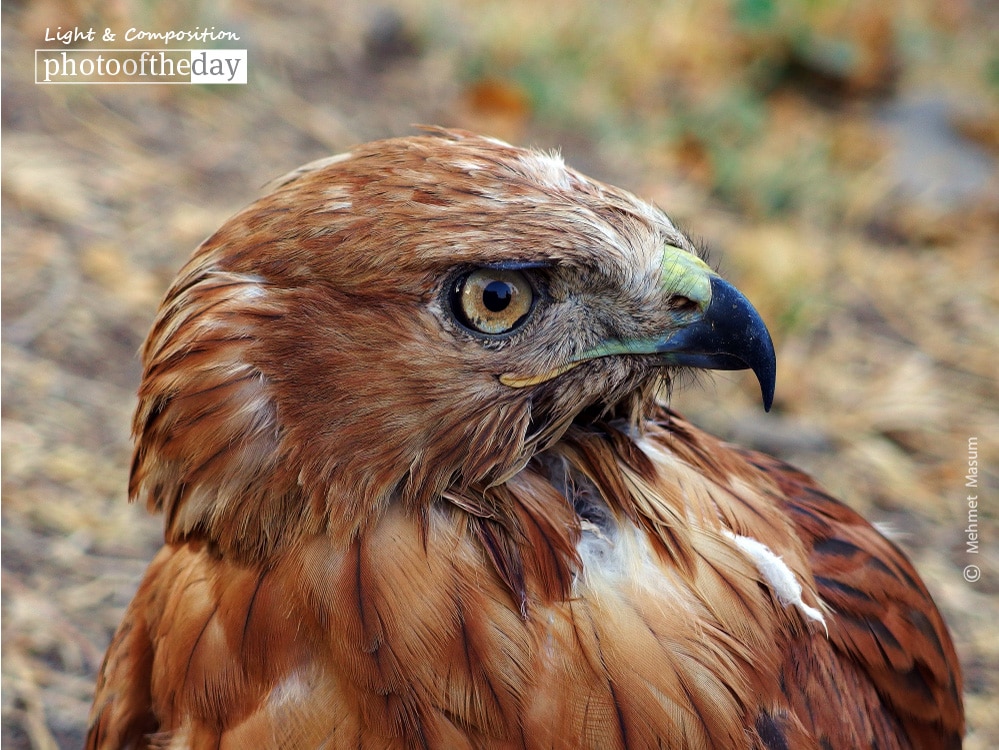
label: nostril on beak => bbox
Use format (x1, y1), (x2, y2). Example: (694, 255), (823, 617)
(670, 295), (699, 313)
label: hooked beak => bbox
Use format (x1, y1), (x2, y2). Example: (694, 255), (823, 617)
(651, 275), (776, 411)
(500, 247), (776, 411)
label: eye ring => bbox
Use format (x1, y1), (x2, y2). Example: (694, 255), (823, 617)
(450, 268), (535, 336)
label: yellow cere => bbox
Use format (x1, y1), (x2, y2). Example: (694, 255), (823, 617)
(659, 245), (713, 308)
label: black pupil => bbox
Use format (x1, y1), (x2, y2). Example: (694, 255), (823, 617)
(482, 280), (513, 312)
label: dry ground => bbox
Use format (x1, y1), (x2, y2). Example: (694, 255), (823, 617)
(2, 1), (997, 747)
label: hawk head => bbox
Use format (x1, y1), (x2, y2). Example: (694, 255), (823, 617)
(130, 129), (774, 556)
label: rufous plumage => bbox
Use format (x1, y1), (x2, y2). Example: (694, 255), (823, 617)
(88, 129), (963, 749)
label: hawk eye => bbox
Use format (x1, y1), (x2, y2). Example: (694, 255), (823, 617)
(451, 268), (534, 335)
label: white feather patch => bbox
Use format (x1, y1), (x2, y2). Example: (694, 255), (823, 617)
(723, 530), (827, 632)
(519, 150), (573, 191)
(321, 184), (353, 212)
(575, 518), (683, 604)
(269, 671), (312, 709)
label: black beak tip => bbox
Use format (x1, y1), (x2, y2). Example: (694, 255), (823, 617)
(655, 276), (777, 412)
(758, 357), (776, 412)
(706, 276), (776, 412)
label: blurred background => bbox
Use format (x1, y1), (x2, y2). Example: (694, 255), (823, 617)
(2, 0), (997, 747)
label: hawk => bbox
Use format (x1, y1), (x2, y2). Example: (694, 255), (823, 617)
(87, 129), (963, 749)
